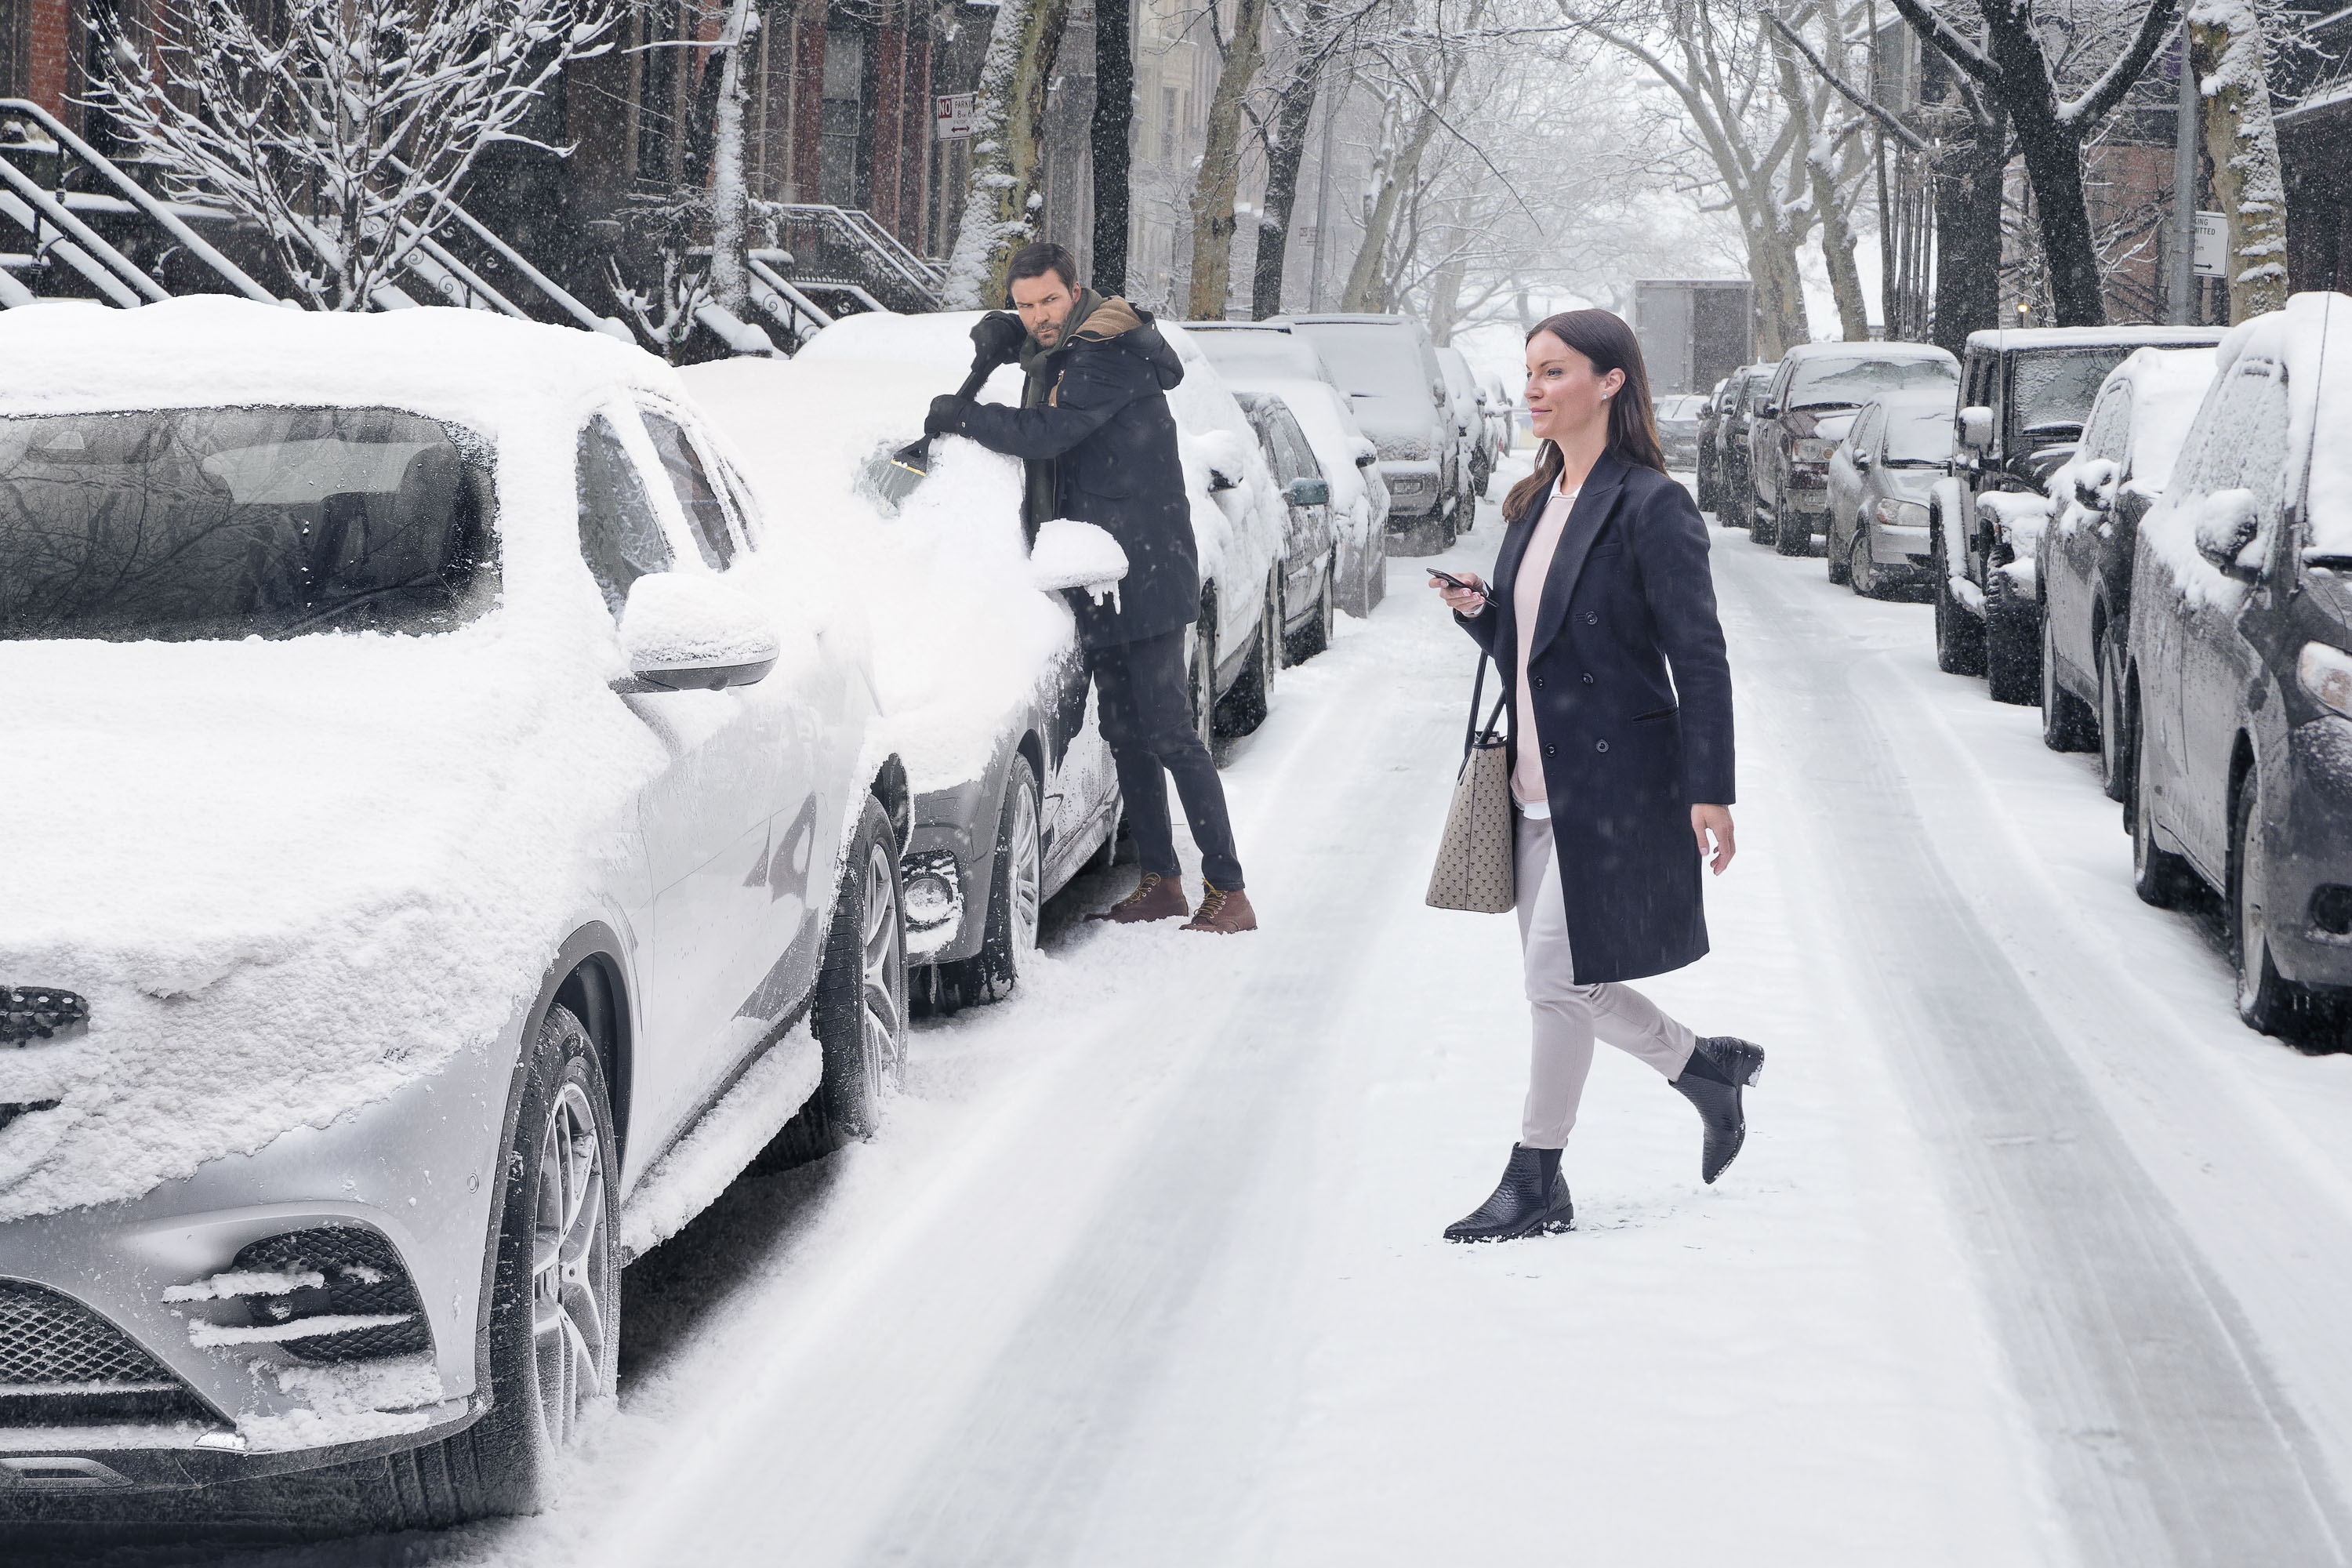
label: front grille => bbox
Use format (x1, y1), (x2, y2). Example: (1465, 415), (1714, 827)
(227, 1227), (431, 1363)
(0, 1280), (214, 1428)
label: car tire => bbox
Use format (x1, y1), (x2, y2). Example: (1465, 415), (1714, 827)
(347, 1001), (619, 1528)
(2039, 608), (2096, 751)
(2129, 692), (2195, 909)
(1773, 488), (1810, 557)
(1827, 516), (1851, 584)
(1745, 485), (1773, 545)
(814, 793), (908, 1140)
(1849, 527), (1883, 599)
(2096, 626), (2129, 803)
(1215, 577), (1279, 737)
(2230, 772), (2306, 1036)
(1932, 521), (1987, 677)
(938, 755), (1040, 1007)
(1186, 590), (1218, 754)
(1285, 553), (1336, 665)
(1984, 573), (2038, 706)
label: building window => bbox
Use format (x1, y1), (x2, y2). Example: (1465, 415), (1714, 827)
(820, 26), (866, 207)
(1, 0), (27, 103)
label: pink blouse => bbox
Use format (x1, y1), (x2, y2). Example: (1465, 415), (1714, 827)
(1512, 481), (1580, 811)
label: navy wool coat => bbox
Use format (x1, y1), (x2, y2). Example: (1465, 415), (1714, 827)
(1458, 452), (1735, 984)
(942, 299), (1197, 650)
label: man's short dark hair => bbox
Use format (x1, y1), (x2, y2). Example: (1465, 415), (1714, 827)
(1007, 242), (1080, 294)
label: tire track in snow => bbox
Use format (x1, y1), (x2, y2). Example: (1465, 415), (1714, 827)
(1716, 541), (2351, 1568)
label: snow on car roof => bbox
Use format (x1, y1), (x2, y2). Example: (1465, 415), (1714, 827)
(0, 295), (677, 431)
(2241, 292), (2352, 558)
(2105, 345), (2216, 493)
(1964, 325), (2227, 353)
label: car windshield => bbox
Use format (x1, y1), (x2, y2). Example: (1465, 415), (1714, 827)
(1194, 332), (1326, 384)
(2012, 349), (2133, 442)
(1291, 324), (1425, 400)
(0, 405), (496, 641)
(1787, 354), (1955, 409)
(1657, 395), (1706, 421)
(1882, 404), (1955, 464)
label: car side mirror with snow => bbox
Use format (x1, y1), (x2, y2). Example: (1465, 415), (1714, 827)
(617, 572), (779, 691)
(2074, 458), (2119, 513)
(1207, 463), (1243, 493)
(1959, 406), (1994, 452)
(1287, 477), (1331, 507)
(2194, 490), (2264, 580)
(1854, 448), (1873, 472)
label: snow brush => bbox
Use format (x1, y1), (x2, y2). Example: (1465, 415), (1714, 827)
(862, 353), (1002, 514)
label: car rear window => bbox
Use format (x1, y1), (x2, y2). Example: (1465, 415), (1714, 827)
(0, 405), (496, 641)
(1291, 324), (1428, 401)
(1787, 354), (1956, 409)
(2012, 348), (2135, 442)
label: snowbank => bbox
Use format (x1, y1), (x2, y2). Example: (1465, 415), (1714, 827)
(0, 299), (691, 1221)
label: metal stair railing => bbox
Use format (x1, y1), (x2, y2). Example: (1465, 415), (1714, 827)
(746, 249), (833, 350)
(770, 204), (943, 311)
(0, 98), (277, 305)
(387, 154), (633, 341)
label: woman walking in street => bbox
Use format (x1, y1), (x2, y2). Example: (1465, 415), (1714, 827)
(1427, 309), (1762, 1243)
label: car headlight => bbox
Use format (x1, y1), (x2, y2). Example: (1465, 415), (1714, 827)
(2299, 641), (2352, 719)
(901, 852), (962, 931)
(1794, 438), (1837, 462)
(1874, 498), (1930, 528)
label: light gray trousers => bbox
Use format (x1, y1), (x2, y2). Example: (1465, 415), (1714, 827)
(1515, 809), (1697, 1149)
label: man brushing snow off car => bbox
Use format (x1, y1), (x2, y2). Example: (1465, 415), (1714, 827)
(925, 241), (1256, 935)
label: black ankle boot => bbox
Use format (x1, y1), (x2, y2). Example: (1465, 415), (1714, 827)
(1443, 1145), (1573, 1242)
(1671, 1036), (1766, 1184)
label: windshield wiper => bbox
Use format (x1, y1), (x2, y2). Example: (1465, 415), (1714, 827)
(278, 572), (448, 636)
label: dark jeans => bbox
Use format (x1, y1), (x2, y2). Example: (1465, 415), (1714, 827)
(1090, 628), (1245, 891)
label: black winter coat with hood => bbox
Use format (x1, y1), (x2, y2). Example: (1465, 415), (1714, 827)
(942, 296), (1197, 649)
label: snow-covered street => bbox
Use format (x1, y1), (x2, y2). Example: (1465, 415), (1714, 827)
(38, 476), (2352, 1566)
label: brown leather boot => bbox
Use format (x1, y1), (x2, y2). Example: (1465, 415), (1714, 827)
(1181, 883), (1257, 934)
(1088, 871), (1191, 924)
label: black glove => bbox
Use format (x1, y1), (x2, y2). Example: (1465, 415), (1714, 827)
(970, 311), (1027, 367)
(924, 395), (971, 437)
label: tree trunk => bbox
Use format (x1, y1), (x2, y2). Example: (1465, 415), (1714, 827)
(1090, 0), (1134, 295)
(2009, 111), (2104, 326)
(1250, 49), (1320, 318)
(1187, 0), (1273, 319)
(942, 0), (1075, 307)
(2191, 10), (2289, 323)
(1930, 109), (2005, 357)
(1340, 96), (1437, 312)
(706, 0), (758, 314)
(1814, 154), (1871, 340)
(1750, 218), (1810, 361)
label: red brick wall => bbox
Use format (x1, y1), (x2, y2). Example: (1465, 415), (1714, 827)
(26, 0), (72, 115)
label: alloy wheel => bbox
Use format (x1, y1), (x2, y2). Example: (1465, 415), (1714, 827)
(862, 842), (906, 1089)
(532, 1080), (610, 1448)
(1008, 778), (1042, 959)
(2237, 784), (2270, 1020)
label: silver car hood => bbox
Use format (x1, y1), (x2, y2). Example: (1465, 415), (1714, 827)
(0, 622), (661, 1221)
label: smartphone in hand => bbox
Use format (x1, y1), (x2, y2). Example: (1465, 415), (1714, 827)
(1427, 568), (1483, 594)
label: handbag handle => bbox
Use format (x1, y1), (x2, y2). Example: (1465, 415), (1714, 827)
(1463, 653), (1510, 757)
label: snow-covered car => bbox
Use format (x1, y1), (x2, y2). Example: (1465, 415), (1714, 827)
(0, 301), (909, 1522)
(1824, 388), (1955, 598)
(1653, 393), (1708, 470)
(1931, 324), (2223, 705)
(1181, 322), (1389, 616)
(791, 310), (1290, 746)
(2120, 292), (2352, 1035)
(1233, 390), (1341, 663)
(1436, 345), (1486, 506)
(680, 355), (1123, 1014)
(1287, 313), (1461, 554)
(1748, 341), (1956, 557)
(1716, 363), (1777, 528)
(1479, 369), (1516, 471)
(2034, 346), (2215, 773)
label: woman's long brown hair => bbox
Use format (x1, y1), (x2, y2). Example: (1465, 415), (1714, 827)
(1502, 308), (1669, 525)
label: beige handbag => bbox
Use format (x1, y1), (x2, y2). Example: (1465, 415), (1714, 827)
(1426, 655), (1515, 913)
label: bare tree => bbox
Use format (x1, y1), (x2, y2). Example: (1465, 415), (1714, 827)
(96, 0), (614, 312)
(943, 0), (1076, 307)
(2192, 0), (2288, 321)
(1189, 0), (1278, 317)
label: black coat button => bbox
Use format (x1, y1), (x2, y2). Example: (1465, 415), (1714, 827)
(1543, 743), (1557, 757)
(1534, 676), (1546, 689)
(1595, 740), (1610, 753)
(1581, 673), (1595, 685)
(1584, 612), (1598, 625)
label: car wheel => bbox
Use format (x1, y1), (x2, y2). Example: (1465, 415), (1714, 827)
(1932, 522), (1987, 677)
(1746, 485), (1773, 544)
(1215, 577), (1278, 736)
(2039, 608), (2096, 751)
(1826, 516), (1851, 584)
(1984, 572), (2038, 706)
(2096, 626), (2129, 803)
(348, 1002), (619, 1527)
(938, 755), (1040, 1006)
(2231, 773), (2306, 1035)
(815, 793), (907, 1140)
(1773, 488), (1809, 557)
(1186, 590), (1218, 753)
(1849, 527), (1882, 599)
(1285, 553), (1336, 664)
(2130, 693), (2194, 909)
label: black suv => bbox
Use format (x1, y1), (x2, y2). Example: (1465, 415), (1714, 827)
(1716, 363), (1777, 529)
(1931, 326), (2222, 703)
(1748, 342), (1955, 557)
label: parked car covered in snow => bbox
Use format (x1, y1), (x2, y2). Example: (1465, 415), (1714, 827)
(2034, 345), (2216, 775)
(1183, 321), (1390, 616)
(681, 355), (1124, 1016)
(0, 300), (909, 1522)
(1286, 313), (1461, 554)
(1931, 324), (2223, 705)
(1436, 345), (1487, 505)
(1824, 388), (1956, 598)
(1748, 341), (1956, 557)
(1695, 376), (1733, 511)
(1716, 363), (1777, 528)
(1233, 390), (1342, 662)
(2118, 293), (2352, 1036)
(1653, 393), (1708, 470)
